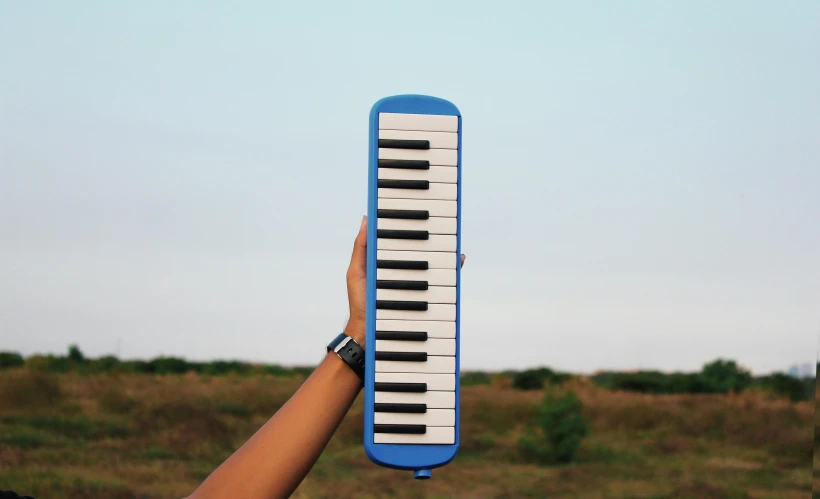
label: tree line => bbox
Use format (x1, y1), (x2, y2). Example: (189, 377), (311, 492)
(510, 360), (816, 402)
(0, 346), (814, 402)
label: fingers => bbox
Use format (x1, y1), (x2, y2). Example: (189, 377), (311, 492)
(460, 254), (466, 268)
(348, 216), (367, 276)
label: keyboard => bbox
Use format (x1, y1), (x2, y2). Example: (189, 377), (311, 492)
(363, 94), (462, 479)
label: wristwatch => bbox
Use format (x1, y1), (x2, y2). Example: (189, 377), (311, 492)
(327, 332), (365, 382)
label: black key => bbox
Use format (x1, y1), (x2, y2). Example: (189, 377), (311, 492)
(378, 179), (429, 190)
(378, 209), (429, 220)
(378, 159), (430, 170)
(376, 301), (428, 311)
(374, 424), (426, 434)
(375, 403), (427, 413)
(379, 139), (430, 150)
(376, 331), (428, 341)
(375, 382), (427, 392)
(375, 352), (428, 362)
(377, 280), (428, 290)
(377, 259), (428, 270)
(377, 229), (428, 240)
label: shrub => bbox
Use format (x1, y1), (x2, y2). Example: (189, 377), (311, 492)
(512, 370), (544, 390)
(460, 371), (492, 386)
(606, 371), (668, 394)
(700, 358), (752, 394)
(512, 367), (570, 390)
(757, 373), (808, 402)
(67, 345), (85, 363)
(25, 354), (70, 373)
(518, 389), (588, 464)
(88, 355), (122, 373)
(202, 361), (252, 376)
(0, 352), (24, 369)
(148, 357), (194, 374)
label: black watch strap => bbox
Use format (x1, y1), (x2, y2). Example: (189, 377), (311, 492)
(327, 332), (365, 382)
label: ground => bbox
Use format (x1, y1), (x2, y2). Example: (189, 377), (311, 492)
(0, 370), (813, 499)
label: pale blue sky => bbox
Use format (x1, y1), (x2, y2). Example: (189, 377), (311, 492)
(1, 1), (818, 374)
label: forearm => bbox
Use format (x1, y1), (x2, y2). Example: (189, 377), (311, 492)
(189, 321), (365, 499)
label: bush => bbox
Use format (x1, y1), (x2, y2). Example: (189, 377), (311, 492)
(700, 358), (752, 394)
(606, 371), (668, 394)
(512, 367), (570, 390)
(460, 371), (492, 386)
(757, 373), (808, 402)
(88, 355), (122, 373)
(25, 354), (71, 373)
(512, 370), (544, 390)
(0, 352), (24, 369)
(147, 357), (194, 374)
(518, 389), (588, 465)
(201, 360), (252, 376)
(67, 344), (85, 363)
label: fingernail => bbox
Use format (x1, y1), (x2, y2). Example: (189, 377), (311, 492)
(361, 215), (367, 228)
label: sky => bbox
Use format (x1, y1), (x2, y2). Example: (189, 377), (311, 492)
(1, 1), (818, 375)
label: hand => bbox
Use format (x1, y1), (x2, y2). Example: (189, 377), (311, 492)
(345, 215), (465, 346)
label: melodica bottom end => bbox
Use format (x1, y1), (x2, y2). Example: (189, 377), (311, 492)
(414, 469), (432, 480)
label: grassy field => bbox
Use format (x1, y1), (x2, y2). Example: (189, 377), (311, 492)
(0, 369), (813, 499)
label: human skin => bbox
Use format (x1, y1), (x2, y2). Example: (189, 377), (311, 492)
(186, 216), (465, 499)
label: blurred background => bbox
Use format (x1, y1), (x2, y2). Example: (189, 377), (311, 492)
(1, 2), (818, 498)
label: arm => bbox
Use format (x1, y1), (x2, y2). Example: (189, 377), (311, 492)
(186, 215), (464, 499)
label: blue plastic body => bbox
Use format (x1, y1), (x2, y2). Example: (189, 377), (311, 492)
(414, 469), (433, 480)
(363, 94), (462, 474)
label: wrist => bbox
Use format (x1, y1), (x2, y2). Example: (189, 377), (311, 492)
(344, 318), (366, 347)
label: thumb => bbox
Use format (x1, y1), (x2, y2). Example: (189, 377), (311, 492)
(349, 216), (367, 275)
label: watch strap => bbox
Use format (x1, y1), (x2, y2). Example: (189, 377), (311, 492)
(327, 332), (365, 382)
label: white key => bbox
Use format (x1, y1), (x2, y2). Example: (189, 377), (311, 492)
(375, 372), (455, 390)
(377, 235), (456, 252)
(379, 130), (458, 149)
(377, 304), (455, 321)
(377, 287), (456, 304)
(379, 183), (457, 200)
(374, 426), (454, 445)
(375, 390), (455, 408)
(376, 355), (455, 373)
(377, 217), (457, 234)
(376, 320), (455, 339)
(377, 269), (455, 286)
(377, 251), (458, 269)
(377, 199), (457, 218)
(379, 148), (458, 167)
(374, 409), (454, 426)
(376, 338), (455, 355)
(378, 166), (458, 183)
(379, 113), (458, 132)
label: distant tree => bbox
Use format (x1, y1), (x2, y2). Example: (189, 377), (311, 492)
(512, 367), (571, 391)
(0, 352), (25, 369)
(68, 344), (86, 363)
(758, 373), (807, 402)
(149, 357), (193, 374)
(700, 359), (752, 394)
(512, 370), (544, 390)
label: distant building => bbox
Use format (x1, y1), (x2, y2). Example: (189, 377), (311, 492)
(787, 363), (815, 378)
